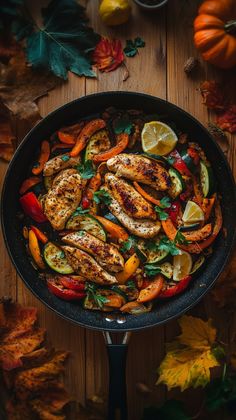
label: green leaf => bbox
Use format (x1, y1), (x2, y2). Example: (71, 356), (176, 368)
(144, 264), (162, 277)
(12, 0), (100, 79)
(120, 236), (136, 253)
(206, 375), (236, 413)
(123, 37), (145, 57)
(93, 189), (112, 205)
(72, 206), (89, 217)
(61, 154), (70, 162)
(174, 230), (190, 245)
(85, 282), (108, 309)
(126, 279), (136, 290)
(134, 36), (145, 48)
(160, 196), (171, 208)
(142, 400), (190, 420)
(77, 160), (96, 179)
(113, 116), (133, 135)
(158, 236), (180, 256)
(155, 206), (169, 221)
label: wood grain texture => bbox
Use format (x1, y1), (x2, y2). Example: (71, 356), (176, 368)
(0, 0), (235, 419)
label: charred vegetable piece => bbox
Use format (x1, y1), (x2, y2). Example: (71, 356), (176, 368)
(28, 229), (46, 270)
(58, 276), (86, 291)
(137, 275), (164, 303)
(120, 301), (152, 314)
(168, 168), (184, 198)
(190, 255), (205, 274)
(32, 141), (50, 175)
(47, 277), (85, 301)
(116, 254), (140, 284)
(44, 242), (74, 274)
(70, 119), (106, 157)
(168, 149), (192, 177)
(19, 177), (42, 195)
(66, 214), (106, 242)
(159, 275), (192, 298)
(20, 192), (48, 223)
(93, 133), (129, 163)
(31, 226), (48, 244)
(93, 215), (129, 242)
(85, 129), (111, 161)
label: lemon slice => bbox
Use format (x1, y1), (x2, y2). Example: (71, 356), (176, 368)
(182, 201), (204, 224)
(141, 121), (178, 156)
(173, 250), (192, 281)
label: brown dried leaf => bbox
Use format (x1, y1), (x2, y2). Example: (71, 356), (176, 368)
(0, 302), (37, 340)
(200, 81), (225, 110)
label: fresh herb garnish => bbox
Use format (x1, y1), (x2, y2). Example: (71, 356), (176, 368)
(144, 264), (162, 277)
(126, 279), (136, 290)
(77, 160), (96, 179)
(85, 283), (108, 309)
(93, 189), (112, 205)
(160, 197), (171, 208)
(61, 155), (70, 162)
(72, 206), (89, 217)
(123, 37), (145, 57)
(155, 206), (169, 221)
(120, 236), (136, 253)
(174, 230), (190, 245)
(158, 236), (180, 256)
(59, 251), (65, 258)
(113, 116), (133, 135)
(166, 156), (175, 165)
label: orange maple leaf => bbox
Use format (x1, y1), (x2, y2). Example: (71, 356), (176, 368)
(93, 37), (124, 72)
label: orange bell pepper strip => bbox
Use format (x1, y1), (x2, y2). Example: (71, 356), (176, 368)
(116, 254), (140, 284)
(32, 141), (50, 175)
(19, 176), (41, 195)
(137, 274), (164, 303)
(81, 172), (102, 209)
(93, 215), (129, 242)
(70, 119), (106, 157)
(51, 143), (74, 152)
(57, 132), (76, 145)
(161, 219), (212, 242)
(57, 122), (85, 145)
(31, 226), (48, 244)
(93, 133), (129, 163)
(133, 181), (161, 206)
(202, 196), (215, 221)
(28, 229), (46, 269)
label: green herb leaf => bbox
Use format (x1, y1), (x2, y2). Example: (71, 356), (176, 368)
(158, 236), (180, 256)
(142, 400), (190, 420)
(113, 116), (133, 135)
(174, 230), (190, 245)
(85, 282), (108, 309)
(134, 37), (145, 48)
(120, 236), (136, 253)
(12, 0), (100, 79)
(61, 154), (70, 162)
(144, 263), (162, 277)
(155, 206), (169, 221)
(166, 156), (175, 165)
(77, 160), (96, 179)
(126, 279), (136, 290)
(72, 206), (89, 216)
(93, 189), (112, 205)
(123, 37), (145, 57)
(160, 196), (171, 208)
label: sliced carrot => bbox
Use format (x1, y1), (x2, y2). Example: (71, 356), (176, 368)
(116, 254), (140, 284)
(183, 223), (212, 241)
(105, 294), (125, 308)
(202, 196), (215, 221)
(70, 119), (106, 157)
(93, 215), (129, 242)
(137, 275), (164, 303)
(28, 229), (46, 269)
(57, 132), (76, 145)
(51, 143), (74, 152)
(19, 176), (41, 195)
(133, 181), (161, 206)
(31, 226), (48, 244)
(93, 133), (129, 163)
(32, 141), (50, 175)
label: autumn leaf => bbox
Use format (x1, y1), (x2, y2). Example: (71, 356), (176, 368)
(93, 37), (124, 72)
(200, 81), (225, 110)
(157, 316), (221, 391)
(216, 105), (236, 134)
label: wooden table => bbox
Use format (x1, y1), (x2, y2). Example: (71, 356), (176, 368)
(1, 1), (235, 419)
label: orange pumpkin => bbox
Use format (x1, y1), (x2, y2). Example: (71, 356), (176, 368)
(194, 0), (236, 69)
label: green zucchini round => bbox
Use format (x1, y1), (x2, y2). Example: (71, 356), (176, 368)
(66, 214), (106, 241)
(44, 242), (73, 274)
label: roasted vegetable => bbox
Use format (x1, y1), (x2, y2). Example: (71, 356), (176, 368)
(20, 192), (47, 223)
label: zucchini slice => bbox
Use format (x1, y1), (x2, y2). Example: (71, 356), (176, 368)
(66, 214), (106, 241)
(44, 242), (73, 274)
(85, 129), (111, 161)
(200, 161), (215, 197)
(159, 262), (173, 279)
(191, 255), (205, 274)
(168, 167), (185, 198)
(140, 238), (168, 263)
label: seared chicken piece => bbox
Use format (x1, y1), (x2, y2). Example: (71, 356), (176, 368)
(62, 246), (117, 285)
(44, 173), (83, 230)
(52, 168), (77, 187)
(43, 154), (80, 176)
(107, 153), (170, 191)
(103, 187), (161, 238)
(62, 231), (124, 273)
(105, 173), (156, 220)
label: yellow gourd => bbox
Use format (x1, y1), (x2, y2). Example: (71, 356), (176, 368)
(99, 0), (131, 26)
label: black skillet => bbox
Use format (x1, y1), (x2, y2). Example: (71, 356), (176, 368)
(1, 92), (236, 420)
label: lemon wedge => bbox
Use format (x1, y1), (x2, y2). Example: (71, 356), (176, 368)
(182, 201), (204, 224)
(173, 250), (192, 281)
(141, 121), (178, 156)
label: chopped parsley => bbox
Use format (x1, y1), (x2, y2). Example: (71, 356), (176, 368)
(93, 189), (112, 205)
(77, 160), (96, 179)
(72, 206), (89, 217)
(61, 155), (70, 162)
(144, 264), (162, 277)
(158, 236), (180, 256)
(126, 279), (136, 290)
(174, 230), (190, 245)
(85, 283), (108, 309)
(113, 116), (133, 135)
(155, 206), (169, 221)
(120, 236), (136, 253)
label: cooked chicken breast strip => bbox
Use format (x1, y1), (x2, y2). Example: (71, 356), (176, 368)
(62, 231), (124, 273)
(107, 153), (170, 190)
(43, 154), (80, 176)
(44, 173), (83, 230)
(105, 173), (156, 220)
(103, 187), (161, 238)
(62, 246), (117, 285)
(52, 168), (78, 187)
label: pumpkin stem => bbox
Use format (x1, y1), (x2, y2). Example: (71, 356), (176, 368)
(225, 20), (236, 34)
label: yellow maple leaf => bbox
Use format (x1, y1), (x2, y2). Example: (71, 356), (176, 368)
(157, 315), (220, 391)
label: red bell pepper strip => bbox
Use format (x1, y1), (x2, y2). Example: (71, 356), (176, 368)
(47, 278), (86, 301)
(59, 276), (85, 292)
(31, 226), (48, 244)
(167, 201), (181, 224)
(159, 275), (192, 298)
(169, 150), (192, 177)
(20, 192), (47, 223)
(19, 176), (41, 195)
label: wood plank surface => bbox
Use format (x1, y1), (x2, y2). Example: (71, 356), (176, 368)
(0, 1), (235, 419)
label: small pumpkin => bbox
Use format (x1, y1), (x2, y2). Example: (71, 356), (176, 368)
(194, 0), (236, 69)
(99, 0), (131, 26)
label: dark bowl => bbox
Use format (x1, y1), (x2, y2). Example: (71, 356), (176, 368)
(1, 91), (236, 332)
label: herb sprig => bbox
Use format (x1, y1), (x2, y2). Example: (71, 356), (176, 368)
(155, 197), (171, 221)
(174, 230), (190, 246)
(85, 283), (108, 309)
(72, 206), (89, 217)
(93, 189), (112, 205)
(77, 160), (96, 179)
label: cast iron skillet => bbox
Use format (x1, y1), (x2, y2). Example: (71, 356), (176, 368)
(1, 92), (236, 420)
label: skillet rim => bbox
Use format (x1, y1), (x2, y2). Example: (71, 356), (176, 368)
(1, 91), (236, 332)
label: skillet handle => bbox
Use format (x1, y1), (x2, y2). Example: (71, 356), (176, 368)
(106, 344), (128, 420)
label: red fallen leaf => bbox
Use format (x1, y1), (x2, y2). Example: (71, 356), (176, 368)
(200, 81), (225, 110)
(216, 105), (236, 134)
(93, 37), (124, 72)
